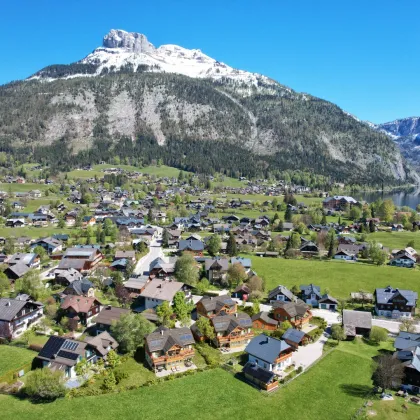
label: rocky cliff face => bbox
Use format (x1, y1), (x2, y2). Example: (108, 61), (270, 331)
(0, 29), (415, 185)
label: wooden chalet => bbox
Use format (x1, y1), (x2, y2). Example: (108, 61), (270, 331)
(272, 301), (312, 330)
(196, 295), (237, 319)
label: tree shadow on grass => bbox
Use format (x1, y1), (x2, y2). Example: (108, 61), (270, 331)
(340, 384), (373, 397)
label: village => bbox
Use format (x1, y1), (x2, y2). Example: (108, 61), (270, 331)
(1, 164), (420, 418)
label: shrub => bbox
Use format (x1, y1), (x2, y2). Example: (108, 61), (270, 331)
(24, 368), (66, 401)
(369, 326), (388, 343)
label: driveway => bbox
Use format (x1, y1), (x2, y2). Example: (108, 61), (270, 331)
(133, 226), (163, 276)
(292, 333), (329, 369)
(311, 309), (341, 325)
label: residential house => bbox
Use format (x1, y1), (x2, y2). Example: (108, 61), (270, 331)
(342, 310), (372, 339)
(300, 241), (319, 256)
(149, 256), (177, 278)
(84, 331), (119, 361)
(267, 285), (297, 304)
(232, 284), (251, 300)
(322, 196), (358, 210)
(300, 284), (322, 307)
(60, 295), (102, 327)
(7, 252), (39, 269)
(37, 335), (109, 379)
(230, 257), (252, 270)
(140, 279), (192, 310)
(389, 251), (416, 268)
(123, 276), (150, 299)
(251, 312), (278, 331)
(334, 250), (357, 261)
(177, 239), (204, 256)
(242, 362), (279, 391)
(4, 263), (31, 281)
(375, 286), (418, 318)
(196, 295), (237, 319)
(282, 328), (310, 349)
(272, 301), (312, 330)
(31, 237), (63, 254)
(144, 327), (195, 372)
(54, 268), (84, 287)
(245, 334), (293, 373)
(211, 312), (253, 349)
(63, 278), (95, 298)
(57, 246), (103, 273)
(114, 250), (136, 263)
(0, 298), (44, 339)
(94, 306), (131, 333)
(204, 258), (229, 283)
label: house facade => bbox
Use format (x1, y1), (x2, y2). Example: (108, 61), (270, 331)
(0, 298), (44, 339)
(272, 301), (312, 329)
(375, 286), (418, 318)
(196, 295), (237, 319)
(144, 327), (195, 372)
(211, 313), (253, 349)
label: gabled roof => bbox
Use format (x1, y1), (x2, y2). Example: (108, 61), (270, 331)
(198, 295), (236, 312)
(272, 301), (309, 317)
(282, 328), (306, 343)
(94, 306), (130, 326)
(178, 239), (204, 252)
(204, 258), (229, 271)
(245, 334), (290, 364)
(230, 257), (251, 268)
(375, 286), (418, 306)
(300, 284), (321, 298)
(37, 336), (86, 367)
(5, 263), (30, 278)
(145, 327), (195, 352)
(60, 296), (101, 314)
(251, 311), (278, 326)
(65, 278), (94, 296)
(342, 310), (372, 329)
(211, 313), (252, 334)
(140, 279), (186, 302)
(84, 331), (118, 356)
(394, 332), (420, 351)
(0, 298), (30, 321)
(267, 285), (296, 301)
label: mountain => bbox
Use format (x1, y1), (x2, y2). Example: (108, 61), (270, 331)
(372, 117), (420, 169)
(0, 29), (416, 185)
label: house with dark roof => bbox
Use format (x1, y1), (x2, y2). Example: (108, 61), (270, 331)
(94, 306), (131, 333)
(31, 237), (63, 254)
(63, 278), (95, 298)
(37, 333), (116, 379)
(232, 284), (251, 300)
(204, 258), (229, 283)
(395, 332), (420, 351)
(177, 239), (204, 256)
(300, 284), (322, 307)
(196, 295), (237, 319)
(242, 361), (278, 391)
(375, 286), (418, 318)
(318, 295), (339, 311)
(394, 344), (420, 393)
(0, 298), (44, 339)
(282, 328), (310, 349)
(267, 285), (297, 304)
(4, 263), (31, 281)
(211, 313), (253, 349)
(251, 311), (278, 331)
(245, 334), (292, 373)
(272, 301), (312, 330)
(54, 268), (84, 287)
(149, 256), (177, 278)
(389, 251), (416, 268)
(57, 247), (103, 273)
(144, 327), (195, 373)
(342, 310), (372, 339)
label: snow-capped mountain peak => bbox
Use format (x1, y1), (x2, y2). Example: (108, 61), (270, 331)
(31, 29), (277, 92)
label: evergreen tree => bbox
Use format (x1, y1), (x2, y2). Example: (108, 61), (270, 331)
(284, 207), (292, 222)
(226, 233), (237, 257)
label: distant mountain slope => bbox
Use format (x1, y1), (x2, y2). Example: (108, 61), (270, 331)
(0, 29), (416, 185)
(372, 117), (420, 169)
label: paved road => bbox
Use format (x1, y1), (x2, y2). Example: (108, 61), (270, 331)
(311, 309), (420, 334)
(133, 226), (163, 276)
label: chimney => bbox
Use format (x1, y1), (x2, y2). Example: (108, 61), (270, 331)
(234, 313), (238, 317)
(160, 330), (164, 335)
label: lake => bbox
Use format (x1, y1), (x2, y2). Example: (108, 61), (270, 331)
(355, 187), (420, 209)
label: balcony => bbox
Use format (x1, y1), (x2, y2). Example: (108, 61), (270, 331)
(151, 349), (195, 364)
(217, 332), (254, 344)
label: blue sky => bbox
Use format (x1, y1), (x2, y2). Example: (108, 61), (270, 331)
(1, 0), (419, 123)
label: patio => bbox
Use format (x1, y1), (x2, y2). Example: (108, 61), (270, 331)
(155, 363), (197, 378)
(219, 345), (247, 354)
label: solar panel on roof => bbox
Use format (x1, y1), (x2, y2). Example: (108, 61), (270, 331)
(179, 334), (192, 341)
(57, 350), (79, 360)
(150, 339), (164, 347)
(62, 340), (78, 351)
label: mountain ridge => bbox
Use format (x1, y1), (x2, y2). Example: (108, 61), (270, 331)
(0, 29), (416, 185)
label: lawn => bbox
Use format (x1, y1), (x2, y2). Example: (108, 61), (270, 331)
(250, 256), (420, 299)
(0, 226), (74, 239)
(368, 230), (420, 250)
(0, 346), (36, 377)
(0, 183), (49, 193)
(1, 339), (414, 420)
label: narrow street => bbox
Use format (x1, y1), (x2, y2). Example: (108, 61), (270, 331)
(133, 226), (163, 276)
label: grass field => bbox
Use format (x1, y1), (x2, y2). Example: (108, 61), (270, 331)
(368, 230), (420, 250)
(0, 226), (74, 239)
(0, 183), (49, 193)
(250, 256), (420, 299)
(0, 339), (415, 420)
(0, 346), (36, 377)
